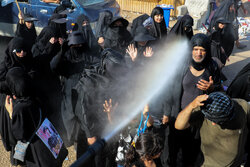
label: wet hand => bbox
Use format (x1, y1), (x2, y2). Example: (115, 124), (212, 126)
(87, 136), (96, 145)
(5, 95), (13, 119)
(126, 44), (137, 61)
(197, 76), (214, 91)
(143, 104), (149, 117)
(143, 47), (154, 58)
(162, 115), (169, 124)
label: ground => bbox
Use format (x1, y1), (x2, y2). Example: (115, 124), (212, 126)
(0, 3), (250, 166)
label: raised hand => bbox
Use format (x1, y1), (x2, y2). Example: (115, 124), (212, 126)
(197, 76), (214, 91)
(126, 44), (137, 61)
(143, 47), (154, 58)
(49, 37), (58, 44)
(190, 94), (209, 109)
(103, 98), (118, 123)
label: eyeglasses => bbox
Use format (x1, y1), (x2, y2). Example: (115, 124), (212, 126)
(13, 49), (24, 53)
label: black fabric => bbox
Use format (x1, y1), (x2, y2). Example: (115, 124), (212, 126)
(190, 33), (212, 71)
(208, 0), (235, 57)
(208, 17), (228, 65)
(48, 13), (67, 39)
(67, 31), (86, 46)
(32, 26), (61, 58)
(209, 0), (235, 31)
(6, 67), (33, 98)
(149, 7), (167, 41)
(73, 14), (101, 57)
(104, 17), (132, 55)
(15, 14), (37, 51)
(95, 10), (113, 38)
(130, 14), (150, 37)
(0, 37), (34, 156)
(5, 67), (68, 166)
(201, 92), (234, 125)
(50, 39), (99, 145)
(0, 37), (34, 95)
(133, 26), (155, 42)
(169, 14), (194, 40)
(227, 63), (250, 101)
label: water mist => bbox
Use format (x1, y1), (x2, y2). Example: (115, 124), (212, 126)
(103, 39), (190, 141)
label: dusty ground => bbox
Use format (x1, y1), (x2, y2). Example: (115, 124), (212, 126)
(0, 3), (250, 166)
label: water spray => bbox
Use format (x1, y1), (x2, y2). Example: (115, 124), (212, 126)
(70, 39), (190, 166)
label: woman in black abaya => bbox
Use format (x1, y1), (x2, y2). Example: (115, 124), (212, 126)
(73, 14), (101, 57)
(95, 10), (113, 48)
(148, 7), (167, 42)
(209, 0), (235, 58)
(169, 14), (194, 40)
(126, 26), (155, 67)
(16, 13), (38, 51)
(0, 37), (34, 165)
(5, 67), (67, 167)
(209, 17), (230, 65)
(104, 16), (133, 55)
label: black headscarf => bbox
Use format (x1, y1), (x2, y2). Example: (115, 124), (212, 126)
(209, 0), (235, 31)
(105, 16), (130, 40)
(48, 13), (67, 39)
(169, 14), (194, 40)
(73, 14), (100, 56)
(130, 14), (150, 37)
(104, 16), (132, 54)
(100, 48), (127, 79)
(4, 37), (33, 72)
(150, 7), (167, 40)
(95, 10), (113, 38)
(6, 67), (33, 98)
(190, 33), (212, 71)
(33, 26), (60, 57)
(131, 26), (155, 63)
(15, 14), (37, 51)
(227, 63), (250, 101)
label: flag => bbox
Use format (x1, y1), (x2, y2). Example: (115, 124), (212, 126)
(1, 0), (15, 7)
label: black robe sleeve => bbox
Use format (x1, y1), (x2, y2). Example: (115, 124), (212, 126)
(11, 101), (40, 142)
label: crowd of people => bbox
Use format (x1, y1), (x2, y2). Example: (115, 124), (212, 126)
(0, 0), (249, 166)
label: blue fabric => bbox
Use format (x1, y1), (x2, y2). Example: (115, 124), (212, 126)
(201, 92), (234, 125)
(1, 0), (15, 6)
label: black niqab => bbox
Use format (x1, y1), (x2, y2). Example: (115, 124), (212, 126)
(48, 13), (67, 38)
(130, 14), (150, 37)
(73, 14), (101, 57)
(209, 0), (235, 31)
(169, 14), (194, 40)
(4, 37), (33, 73)
(95, 10), (113, 38)
(15, 14), (37, 51)
(104, 17), (132, 54)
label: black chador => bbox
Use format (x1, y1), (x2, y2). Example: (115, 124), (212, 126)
(169, 14), (194, 40)
(104, 16), (132, 55)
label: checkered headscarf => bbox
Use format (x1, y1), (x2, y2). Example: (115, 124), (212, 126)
(201, 92), (234, 125)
